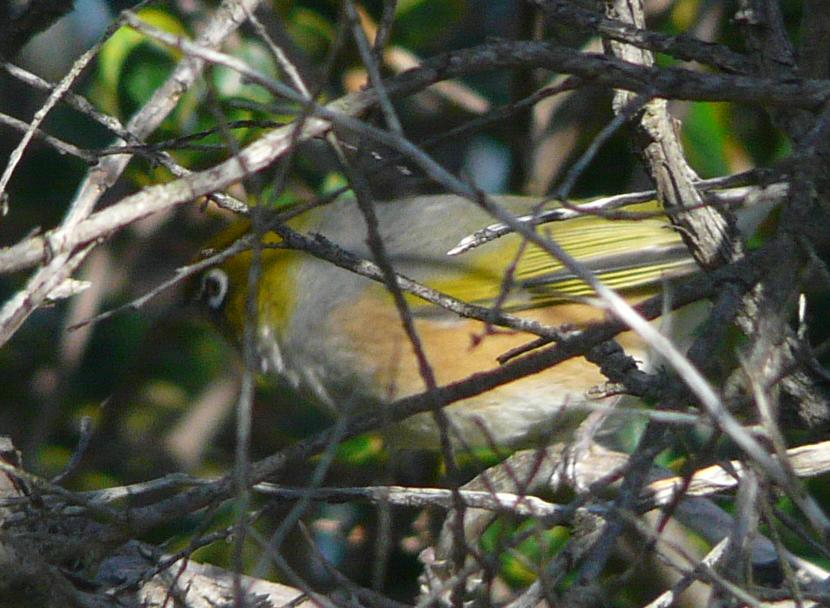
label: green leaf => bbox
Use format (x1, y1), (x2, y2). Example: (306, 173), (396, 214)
(682, 102), (730, 178)
(95, 8), (188, 118)
(336, 434), (385, 465)
(212, 40), (279, 105)
(394, 0), (463, 47)
(287, 7), (336, 59)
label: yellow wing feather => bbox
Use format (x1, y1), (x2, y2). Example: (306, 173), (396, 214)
(421, 201), (695, 311)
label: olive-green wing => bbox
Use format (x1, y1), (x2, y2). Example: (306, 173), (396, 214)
(418, 201), (698, 311)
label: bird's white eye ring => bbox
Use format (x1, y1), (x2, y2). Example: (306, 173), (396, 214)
(200, 268), (229, 311)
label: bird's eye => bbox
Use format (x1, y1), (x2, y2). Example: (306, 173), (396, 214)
(199, 268), (229, 311)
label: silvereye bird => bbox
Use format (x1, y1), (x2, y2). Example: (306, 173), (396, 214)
(196, 193), (702, 449)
